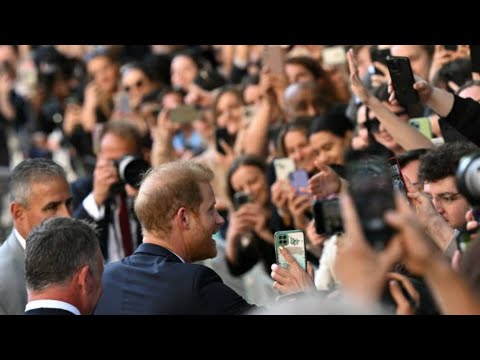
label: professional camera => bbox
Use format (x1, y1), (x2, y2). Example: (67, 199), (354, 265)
(114, 155), (150, 189)
(456, 152), (480, 206)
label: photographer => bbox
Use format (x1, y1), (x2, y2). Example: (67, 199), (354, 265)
(71, 121), (149, 263)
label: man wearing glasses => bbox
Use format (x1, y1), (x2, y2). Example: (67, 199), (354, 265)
(418, 142), (478, 257)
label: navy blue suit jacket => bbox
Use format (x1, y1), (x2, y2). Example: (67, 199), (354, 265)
(94, 243), (255, 315)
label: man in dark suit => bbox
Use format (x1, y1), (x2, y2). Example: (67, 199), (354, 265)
(0, 158), (72, 315)
(71, 121), (145, 263)
(24, 217), (104, 315)
(95, 160), (255, 315)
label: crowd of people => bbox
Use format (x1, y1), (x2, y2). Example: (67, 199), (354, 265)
(1, 44), (480, 315)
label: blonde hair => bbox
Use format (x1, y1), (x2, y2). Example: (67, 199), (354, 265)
(134, 160), (213, 235)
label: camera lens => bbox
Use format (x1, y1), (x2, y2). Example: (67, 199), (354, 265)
(116, 155), (150, 189)
(457, 152), (480, 206)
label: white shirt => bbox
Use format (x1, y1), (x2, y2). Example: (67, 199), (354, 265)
(82, 192), (138, 263)
(314, 234), (339, 291)
(169, 249), (186, 263)
(14, 228), (26, 250)
(25, 300), (81, 315)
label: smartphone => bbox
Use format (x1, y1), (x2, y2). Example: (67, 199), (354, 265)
(409, 117), (432, 139)
(369, 47), (391, 75)
(274, 230), (307, 271)
(444, 45), (458, 51)
(386, 56), (420, 108)
(169, 104), (203, 124)
(469, 45), (480, 73)
(233, 191), (252, 210)
(215, 127), (236, 155)
(273, 157), (296, 181)
(455, 229), (474, 254)
(288, 169), (309, 195)
(312, 197), (344, 236)
(262, 45), (285, 76)
(345, 152), (396, 251)
(388, 157), (408, 200)
(323, 46), (347, 67)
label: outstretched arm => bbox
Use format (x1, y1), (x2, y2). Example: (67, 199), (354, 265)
(347, 49), (433, 151)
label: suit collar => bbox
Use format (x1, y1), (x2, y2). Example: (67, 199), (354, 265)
(133, 243), (185, 263)
(5, 230), (25, 257)
(13, 228), (26, 250)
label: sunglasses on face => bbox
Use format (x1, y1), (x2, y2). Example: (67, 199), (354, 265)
(123, 79), (144, 93)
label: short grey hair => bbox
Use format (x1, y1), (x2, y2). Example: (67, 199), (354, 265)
(9, 158), (66, 206)
(25, 217), (101, 292)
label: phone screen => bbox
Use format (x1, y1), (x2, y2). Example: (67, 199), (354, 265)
(263, 45), (285, 76)
(274, 230), (307, 271)
(386, 56), (420, 111)
(323, 46), (347, 67)
(288, 169), (309, 195)
(313, 197), (343, 236)
(346, 153), (396, 251)
(215, 127), (236, 155)
(273, 157), (296, 181)
(169, 105), (203, 124)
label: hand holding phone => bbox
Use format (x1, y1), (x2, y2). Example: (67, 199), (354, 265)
(274, 230), (307, 271)
(386, 56), (420, 109)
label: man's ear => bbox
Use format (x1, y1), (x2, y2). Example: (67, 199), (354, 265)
(76, 265), (91, 292)
(177, 207), (189, 229)
(10, 202), (24, 222)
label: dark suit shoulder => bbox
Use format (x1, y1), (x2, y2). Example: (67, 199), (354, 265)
(191, 264), (255, 315)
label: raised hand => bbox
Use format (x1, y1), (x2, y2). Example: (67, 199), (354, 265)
(347, 48), (371, 104)
(271, 246), (315, 294)
(308, 164), (341, 199)
(387, 272), (420, 315)
(334, 194), (402, 304)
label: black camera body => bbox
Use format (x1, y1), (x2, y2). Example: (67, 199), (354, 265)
(456, 152), (480, 206)
(114, 155), (150, 190)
